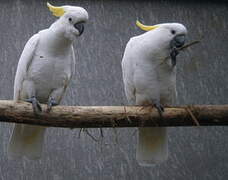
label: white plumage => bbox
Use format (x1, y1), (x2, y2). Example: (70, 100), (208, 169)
(8, 3), (88, 160)
(122, 22), (187, 166)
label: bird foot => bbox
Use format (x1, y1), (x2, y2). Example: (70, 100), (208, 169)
(46, 97), (58, 113)
(25, 96), (42, 114)
(154, 102), (164, 117)
(140, 102), (164, 117)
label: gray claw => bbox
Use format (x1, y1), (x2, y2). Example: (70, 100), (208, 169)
(154, 103), (164, 117)
(47, 97), (58, 112)
(25, 96), (42, 114)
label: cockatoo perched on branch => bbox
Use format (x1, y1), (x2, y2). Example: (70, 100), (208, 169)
(122, 20), (187, 166)
(8, 2), (88, 160)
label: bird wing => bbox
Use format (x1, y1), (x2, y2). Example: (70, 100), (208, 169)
(13, 34), (40, 101)
(121, 41), (136, 105)
(70, 45), (76, 80)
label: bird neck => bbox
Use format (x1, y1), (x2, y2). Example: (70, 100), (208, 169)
(46, 22), (73, 50)
(138, 32), (170, 64)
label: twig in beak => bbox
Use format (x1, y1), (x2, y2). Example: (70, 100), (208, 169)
(177, 40), (201, 51)
(161, 40), (201, 65)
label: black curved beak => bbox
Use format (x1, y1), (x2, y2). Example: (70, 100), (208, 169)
(74, 22), (85, 36)
(170, 35), (186, 67)
(171, 34), (186, 48)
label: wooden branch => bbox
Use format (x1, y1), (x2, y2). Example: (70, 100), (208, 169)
(0, 100), (227, 128)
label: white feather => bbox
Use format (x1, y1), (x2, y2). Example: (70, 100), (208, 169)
(122, 23), (187, 166)
(8, 5), (88, 160)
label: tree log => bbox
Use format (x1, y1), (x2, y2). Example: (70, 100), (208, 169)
(0, 100), (227, 128)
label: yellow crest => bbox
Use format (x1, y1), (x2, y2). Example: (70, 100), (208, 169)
(136, 20), (159, 31)
(47, 2), (65, 17)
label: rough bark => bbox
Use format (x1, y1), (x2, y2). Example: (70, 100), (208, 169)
(0, 100), (227, 128)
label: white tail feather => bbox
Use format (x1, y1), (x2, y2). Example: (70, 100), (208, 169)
(8, 124), (46, 160)
(136, 127), (168, 166)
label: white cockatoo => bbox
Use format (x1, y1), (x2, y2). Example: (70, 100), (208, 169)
(8, 2), (89, 160)
(122, 20), (187, 166)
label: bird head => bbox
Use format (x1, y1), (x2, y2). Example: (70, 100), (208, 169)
(136, 20), (187, 49)
(47, 2), (89, 41)
(136, 20), (187, 66)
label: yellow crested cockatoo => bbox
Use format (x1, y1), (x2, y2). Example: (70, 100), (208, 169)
(8, 2), (88, 160)
(122, 20), (187, 166)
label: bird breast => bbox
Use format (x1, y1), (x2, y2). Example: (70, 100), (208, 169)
(27, 54), (72, 90)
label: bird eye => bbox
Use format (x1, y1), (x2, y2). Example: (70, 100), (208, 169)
(68, 18), (72, 22)
(171, 30), (176, 35)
